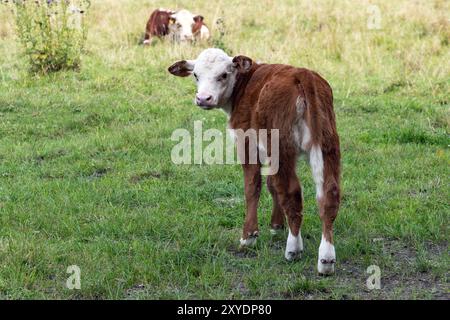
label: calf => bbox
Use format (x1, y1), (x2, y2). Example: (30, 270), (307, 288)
(168, 49), (341, 275)
(144, 8), (210, 44)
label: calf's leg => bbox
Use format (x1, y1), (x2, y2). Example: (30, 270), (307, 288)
(267, 176), (285, 234)
(310, 145), (340, 275)
(240, 163), (262, 247)
(270, 159), (304, 261)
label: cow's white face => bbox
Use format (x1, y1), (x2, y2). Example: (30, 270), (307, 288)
(168, 48), (253, 110)
(171, 9), (196, 41)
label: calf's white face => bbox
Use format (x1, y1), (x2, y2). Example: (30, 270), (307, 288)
(170, 10), (196, 41)
(168, 48), (252, 110)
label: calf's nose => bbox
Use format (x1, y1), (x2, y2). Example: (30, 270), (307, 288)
(196, 94), (213, 106)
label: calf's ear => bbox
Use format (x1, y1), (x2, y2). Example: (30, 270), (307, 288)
(193, 15), (204, 23)
(168, 60), (195, 77)
(232, 56), (253, 74)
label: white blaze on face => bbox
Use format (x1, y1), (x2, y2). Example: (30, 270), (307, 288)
(171, 9), (195, 41)
(191, 48), (238, 107)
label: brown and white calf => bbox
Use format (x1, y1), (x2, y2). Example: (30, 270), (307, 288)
(168, 49), (341, 275)
(144, 8), (210, 44)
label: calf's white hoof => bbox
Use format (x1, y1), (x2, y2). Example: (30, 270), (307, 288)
(270, 224), (284, 235)
(317, 234), (336, 275)
(239, 231), (258, 248)
(318, 258), (336, 275)
(284, 230), (303, 261)
(240, 237), (257, 247)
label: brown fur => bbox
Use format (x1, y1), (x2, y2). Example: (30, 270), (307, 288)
(144, 9), (173, 42)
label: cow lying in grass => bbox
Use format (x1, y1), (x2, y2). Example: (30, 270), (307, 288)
(144, 8), (210, 44)
(168, 48), (341, 275)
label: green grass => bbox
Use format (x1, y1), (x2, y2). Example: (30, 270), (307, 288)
(0, 0), (449, 299)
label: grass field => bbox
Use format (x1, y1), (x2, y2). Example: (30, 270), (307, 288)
(0, 0), (449, 299)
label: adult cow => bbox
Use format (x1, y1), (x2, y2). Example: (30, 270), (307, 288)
(144, 8), (210, 44)
(168, 49), (341, 275)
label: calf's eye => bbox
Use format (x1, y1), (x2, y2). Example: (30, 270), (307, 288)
(194, 73), (198, 80)
(219, 73), (228, 80)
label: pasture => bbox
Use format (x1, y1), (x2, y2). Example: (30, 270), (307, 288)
(0, 0), (448, 299)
